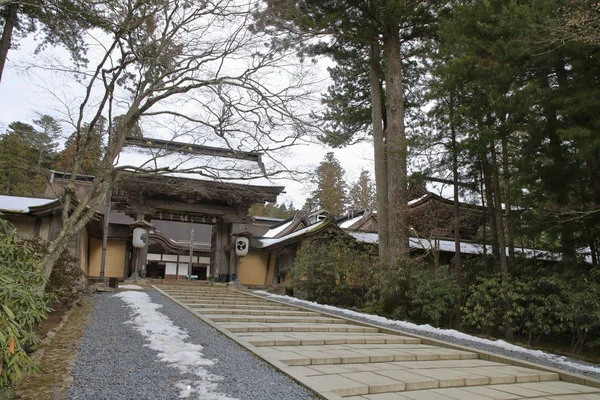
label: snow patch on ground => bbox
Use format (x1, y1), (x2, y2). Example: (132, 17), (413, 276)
(254, 291), (600, 376)
(114, 291), (237, 399)
(119, 284), (144, 290)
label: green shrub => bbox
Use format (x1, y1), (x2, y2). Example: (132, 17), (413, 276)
(407, 268), (461, 327)
(0, 218), (51, 390)
(291, 231), (376, 307)
(461, 274), (528, 337)
(26, 238), (85, 304)
(366, 260), (460, 327)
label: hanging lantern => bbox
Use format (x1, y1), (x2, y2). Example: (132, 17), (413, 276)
(234, 236), (249, 256)
(132, 227), (148, 248)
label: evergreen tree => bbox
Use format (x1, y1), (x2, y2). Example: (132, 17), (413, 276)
(0, 0), (102, 83)
(0, 118), (60, 196)
(310, 152), (347, 217)
(255, 0), (438, 262)
(348, 170), (375, 210)
(249, 202), (296, 219)
(55, 117), (106, 175)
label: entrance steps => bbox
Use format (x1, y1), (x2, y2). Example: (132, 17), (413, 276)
(196, 309), (322, 317)
(154, 285), (600, 400)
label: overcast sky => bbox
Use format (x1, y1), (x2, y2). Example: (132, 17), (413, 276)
(0, 34), (376, 207)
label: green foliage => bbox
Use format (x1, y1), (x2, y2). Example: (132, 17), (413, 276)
(461, 274), (527, 336)
(348, 170), (375, 211)
(249, 202), (296, 219)
(25, 238), (85, 305)
(308, 152), (347, 217)
(407, 269), (461, 327)
(0, 117), (61, 196)
(0, 218), (51, 390)
(461, 268), (600, 354)
(366, 260), (460, 327)
(55, 117), (106, 175)
(291, 231), (376, 307)
(1, 0), (101, 69)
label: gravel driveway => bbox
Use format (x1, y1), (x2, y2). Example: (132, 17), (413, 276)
(68, 290), (317, 400)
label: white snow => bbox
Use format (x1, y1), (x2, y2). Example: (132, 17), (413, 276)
(0, 195), (57, 213)
(407, 194), (429, 205)
(114, 291), (236, 400)
(257, 220), (329, 248)
(254, 291), (600, 377)
(339, 215), (364, 229)
(346, 232), (563, 262)
(262, 220), (294, 238)
(119, 284), (144, 290)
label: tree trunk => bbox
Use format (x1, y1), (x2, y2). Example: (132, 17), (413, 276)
(490, 141), (509, 275)
(482, 156), (499, 259)
(369, 39), (389, 262)
(587, 148), (600, 204)
(451, 107), (462, 327)
(480, 168), (487, 256)
(40, 108), (133, 290)
(0, 2), (18, 84)
(490, 139), (511, 340)
(382, 23), (409, 262)
(501, 136), (515, 261)
(41, 179), (111, 286)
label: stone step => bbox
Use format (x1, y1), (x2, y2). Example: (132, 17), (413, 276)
(186, 303), (300, 311)
(164, 292), (246, 297)
(175, 297), (268, 303)
(262, 343), (479, 367)
(195, 309), (322, 317)
(237, 332), (422, 347)
(292, 360), (560, 397)
(206, 315), (344, 324)
(155, 285), (600, 400)
(170, 298), (275, 305)
(221, 322), (380, 333)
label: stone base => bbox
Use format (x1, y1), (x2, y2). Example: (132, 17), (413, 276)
(124, 277), (148, 285)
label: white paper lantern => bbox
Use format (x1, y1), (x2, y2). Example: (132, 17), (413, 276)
(133, 227), (148, 248)
(234, 237), (249, 256)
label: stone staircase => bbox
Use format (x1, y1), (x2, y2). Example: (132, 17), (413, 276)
(154, 284), (600, 400)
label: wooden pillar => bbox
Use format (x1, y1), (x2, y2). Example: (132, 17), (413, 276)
(176, 253), (180, 280)
(212, 219), (232, 282)
(33, 217), (41, 237)
(130, 247), (140, 279)
(140, 242), (148, 278)
(48, 211), (59, 241)
(229, 247), (237, 282)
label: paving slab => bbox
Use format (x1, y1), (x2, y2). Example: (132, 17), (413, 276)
(154, 284), (600, 400)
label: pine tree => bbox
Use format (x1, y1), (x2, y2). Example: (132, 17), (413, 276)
(55, 117), (106, 175)
(0, 120), (58, 196)
(310, 152), (347, 217)
(348, 170), (375, 210)
(255, 0), (438, 262)
(0, 0), (102, 83)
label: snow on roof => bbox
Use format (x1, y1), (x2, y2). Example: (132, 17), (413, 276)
(262, 219), (294, 238)
(256, 220), (329, 248)
(0, 195), (57, 213)
(347, 231), (563, 261)
(407, 194), (430, 205)
(253, 216), (285, 222)
(339, 214), (364, 229)
(348, 231), (378, 244)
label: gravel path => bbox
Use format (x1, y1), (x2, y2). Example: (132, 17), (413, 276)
(69, 290), (317, 400)
(255, 292), (600, 382)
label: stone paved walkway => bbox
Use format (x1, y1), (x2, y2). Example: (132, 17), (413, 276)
(155, 283), (600, 400)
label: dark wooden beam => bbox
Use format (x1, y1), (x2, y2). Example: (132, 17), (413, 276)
(124, 136), (265, 174)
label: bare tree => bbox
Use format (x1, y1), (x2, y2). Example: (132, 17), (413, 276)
(32, 0), (319, 287)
